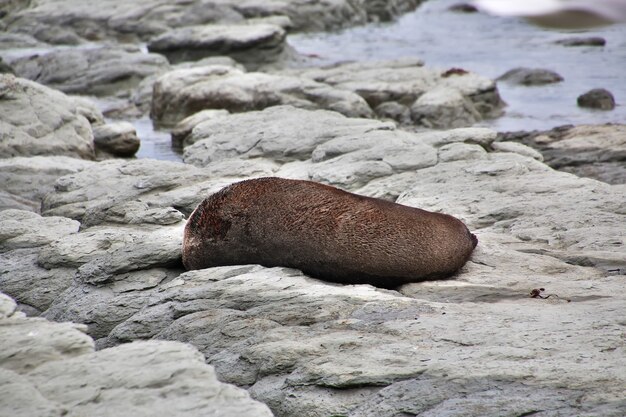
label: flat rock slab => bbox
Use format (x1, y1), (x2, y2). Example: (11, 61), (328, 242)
(0, 74), (95, 159)
(499, 123), (626, 184)
(1, 107), (625, 416)
(150, 65), (373, 127)
(9, 46), (170, 96)
(280, 58), (504, 128)
(0, 156), (96, 213)
(148, 23), (289, 69)
(0, 292), (274, 417)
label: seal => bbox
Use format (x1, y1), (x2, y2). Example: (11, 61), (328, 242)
(182, 177), (478, 288)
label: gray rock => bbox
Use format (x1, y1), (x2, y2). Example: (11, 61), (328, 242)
(71, 95), (106, 125)
(148, 23), (290, 69)
(282, 58), (504, 125)
(410, 86), (482, 128)
(0, 74), (95, 159)
(93, 122), (141, 157)
(0, 312), (93, 374)
(3, 0), (424, 42)
(0, 291), (274, 417)
(497, 67), (564, 85)
(2, 106), (626, 417)
(0, 32), (45, 50)
(0, 57), (14, 74)
(150, 65), (373, 127)
(9, 46), (170, 96)
(0, 210), (80, 313)
(181, 106), (438, 189)
(555, 36), (606, 47)
(374, 101), (411, 124)
(40, 158), (226, 225)
(171, 109), (230, 148)
(499, 124), (626, 184)
(491, 140), (544, 161)
(438, 142), (488, 162)
(577, 88), (616, 110)
(449, 3), (479, 13)
(0, 156), (96, 213)
(0, 209), (79, 251)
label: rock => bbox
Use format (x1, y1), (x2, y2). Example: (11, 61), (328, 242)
(9, 46), (170, 96)
(555, 36), (606, 47)
(0, 209), (79, 251)
(497, 67), (564, 85)
(577, 88), (616, 110)
(171, 109), (230, 148)
(39, 158), (235, 226)
(147, 23), (290, 69)
(71, 95), (106, 125)
(0, 74), (95, 159)
(181, 106), (438, 189)
(491, 141), (544, 161)
(0, 57), (14, 74)
(150, 65), (372, 127)
(282, 58), (504, 126)
(438, 142), (488, 162)
(0, 156), (96, 213)
(93, 122), (141, 157)
(3, 0), (424, 43)
(2, 107), (626, 416)
(410, 86), (482, 128)
(374, 101), (411, 124)
(0, 291), (274, 417)
(499, 124), (626, 184)
(0, 210), (80, 313)
(0, 32), (45, 50)
(449, 3), (479, 13)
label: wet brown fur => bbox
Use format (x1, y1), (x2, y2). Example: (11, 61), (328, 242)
(183, 177), (477, 288)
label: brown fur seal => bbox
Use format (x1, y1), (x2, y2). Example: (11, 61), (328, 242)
(182, 177), (477, 288)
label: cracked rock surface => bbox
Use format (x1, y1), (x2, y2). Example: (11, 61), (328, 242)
(1, 105), (624, 416)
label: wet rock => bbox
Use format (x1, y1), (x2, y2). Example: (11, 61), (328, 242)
(0, 74), (95, 159)
(93, 122), (141, 157)
(497, 67), (564, 85)
(555, 36), (606, 47)
(9, 46), (170, 96)
(148, 23), (290, 69)
(150, 65), (372, 127)
(577, 88), (615, 110)
(499, 124), (626, 184)
(0, 291), (274, 417)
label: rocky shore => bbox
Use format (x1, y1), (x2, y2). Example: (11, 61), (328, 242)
(1, 1), (625, 416)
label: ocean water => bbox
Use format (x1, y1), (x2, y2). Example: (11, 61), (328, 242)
(288, 0), (626, 132)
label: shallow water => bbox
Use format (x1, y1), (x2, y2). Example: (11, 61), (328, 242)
(289, 0), (626, 132)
